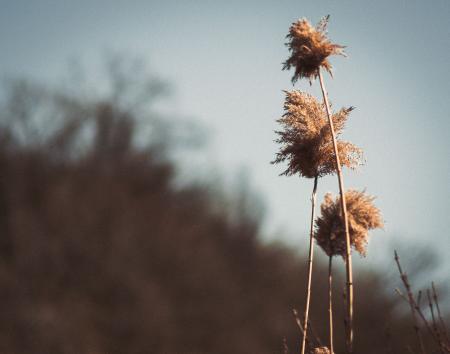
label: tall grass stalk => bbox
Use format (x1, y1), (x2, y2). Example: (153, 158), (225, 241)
(301, 175), (319, 354)
(318, 68), (354, 353)
(328, 255), (334, 354)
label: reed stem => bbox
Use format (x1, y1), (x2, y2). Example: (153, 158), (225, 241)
(318, 68), (354, 354)
(300, 175), (319, 354)
(328, 255), (334, 354)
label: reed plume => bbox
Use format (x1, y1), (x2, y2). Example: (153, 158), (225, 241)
(273, 89), (362, 354)
(283, 16), (345, 83)
(315, 190), (382, 354)
(315, 190), (383, 258)
(273, 90), (362, 179)
(282, 15), (357, 352)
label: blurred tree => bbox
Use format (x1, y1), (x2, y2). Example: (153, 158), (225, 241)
(0, 62), (444, 354)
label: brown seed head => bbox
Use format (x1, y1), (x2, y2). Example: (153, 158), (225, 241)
(315, 190), (384, 258)
(272, 90), (362, 178)
(312, 347), (331, 354)
(283, 16), (345, 83)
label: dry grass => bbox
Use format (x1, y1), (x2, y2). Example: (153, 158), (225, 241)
(272, 88), (362, 354)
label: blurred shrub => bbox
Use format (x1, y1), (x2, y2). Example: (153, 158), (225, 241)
(0, 68), (437, 354)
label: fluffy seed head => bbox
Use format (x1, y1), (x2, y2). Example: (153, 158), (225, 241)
(273, 90), (362, 178)
(312, 347), (331, 354)
(315, 190), (384, 258)
(283, 16), (345, 82)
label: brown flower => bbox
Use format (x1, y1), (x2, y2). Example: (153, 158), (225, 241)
(283, 16), (345, 83)
(273, 90), (362, 178)
(315, 190), (384, 258)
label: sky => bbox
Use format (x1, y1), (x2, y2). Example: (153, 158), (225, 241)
(1, 0), (449, 274)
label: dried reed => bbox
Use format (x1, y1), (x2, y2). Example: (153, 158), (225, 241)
(273, 90), (362, 179)
(281, 15), (358, 352)
(283, 16), (345, 83)
(315, 189), (382, 354)
(301, 176), (318, 354)
(315, 190), (383, 258)
(279, 15), (367, 354)
(317, 68), (355, 352)
(273, 87), (362, 354)
(328, 255), (334, 354)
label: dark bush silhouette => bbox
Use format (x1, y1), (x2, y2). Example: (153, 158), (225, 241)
(0, 73), (443, 354)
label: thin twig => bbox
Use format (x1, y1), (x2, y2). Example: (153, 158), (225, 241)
(318, 68), (354, 354)
(427, 289), (438, 331)
(403, 284), (447, 349)
(283, 337), (289, 354)
(417, 290), (423, 308)
(395, 288), (410, 304)
(415, 300), (449, 352)
(394, 252), (450, 353)
(427, 288), (445, 354)
(300, 176), (319, 354)
(394, 254), (449, 353)
(293, 309), (312, 350)
(293, 309), (307, 339)
(308, 319), (323, 347)
(394, 250), (426, 354)
(433, 282), (450, 343)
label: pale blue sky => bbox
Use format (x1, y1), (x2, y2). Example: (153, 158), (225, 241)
(1, 0), (449, 274)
